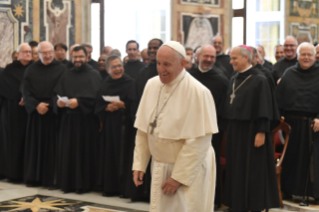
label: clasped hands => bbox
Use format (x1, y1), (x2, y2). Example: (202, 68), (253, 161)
(105, 101), (125, 112)
(133, 170), (181, 195)
(57, 98), (78, 109)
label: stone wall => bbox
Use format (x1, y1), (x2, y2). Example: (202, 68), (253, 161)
(0, 0), (90, 67)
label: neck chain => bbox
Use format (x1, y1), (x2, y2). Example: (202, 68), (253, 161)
(149, 73), (186, 134)
(230, 74), (252, 104)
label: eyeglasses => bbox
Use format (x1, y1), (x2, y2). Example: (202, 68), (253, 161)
(284, 45), (296, 48)
(20, 51), (32, 54)
(40, 51), (54, 55)
(299, 53), (314, 57)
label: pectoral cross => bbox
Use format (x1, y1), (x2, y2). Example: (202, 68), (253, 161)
(150, 119), (157, 134)
(230, 93), (235, 104)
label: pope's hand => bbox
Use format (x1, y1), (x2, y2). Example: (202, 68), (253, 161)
(161, 177), (181, 195)
(254, 132), (265, 147)
(133, 170), (144, 187)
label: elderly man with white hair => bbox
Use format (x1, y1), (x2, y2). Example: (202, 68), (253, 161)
(132, 41), (218, 212)
(22, 41), (67, 188)
(276, 42), (319, 204)
(0, 43), (32, 182)
(223, 45), (280, 212)
(272, 36), (298, 84)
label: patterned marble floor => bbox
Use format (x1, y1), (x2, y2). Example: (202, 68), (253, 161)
(1, 179), (319, 212)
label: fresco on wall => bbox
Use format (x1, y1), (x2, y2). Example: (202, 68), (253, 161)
(290, 0), (318, 18)
(181, 0), (220, 7)
(181, 13), (219, 49)
(290, 22), (318, 44)
(40, 0), (74, 48)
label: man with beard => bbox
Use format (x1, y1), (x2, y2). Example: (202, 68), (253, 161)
(275, 44), (285, 62)
(54, 43), (73, 68)
(124, 40), (145, 79)
(97, 54), (109, 80)
(249, 46), (275, 90)
(141, 49), (150, 65)
(22, 41), (66, 187)
(272, 36), (298, 84)
(95, 55), (134, 197)
(0, 43), (32, 182)
(212, 35), (234, 78)
(123, 38), (163, 202)
(257, 45), (273, 70)
(276, 43), (319, 204)
(82, 43), (99, 70)
(55, 46), (102, 193)
(223, 45), (280, 212)
(188, 44), (228, 208)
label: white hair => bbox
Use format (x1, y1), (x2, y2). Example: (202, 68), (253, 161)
(16, 43), (30, 52)
(297, 42), (316, 56)
(38, 41), (54, 52)
(238, 47), (252, 63)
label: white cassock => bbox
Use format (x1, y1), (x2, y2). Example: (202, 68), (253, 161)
(133, 69), (218, 212)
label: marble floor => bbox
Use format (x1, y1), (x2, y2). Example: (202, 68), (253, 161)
(0, 179), (318, 212)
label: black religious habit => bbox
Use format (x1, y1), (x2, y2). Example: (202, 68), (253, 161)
(22, 59), (66, 187)
(0, 60), (32, 181)
(276, 62), (319, 199)
(263, 59), (273, 71)
(54, 63), (102, 193)
(188, 66), (228, 206)
(272, 56), (298, 83)
(88, 59), (99, 70)
(215, 53), (234, 79)
(61, 59), (73, 69)
(222, 67), (280, 211)
(99, 70), (109, 81)
(95, 74), (134, 196)
(255, 64), (275, 91)
(124, 60), (146, 80)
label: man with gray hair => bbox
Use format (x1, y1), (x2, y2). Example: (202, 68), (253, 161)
(276, 42), (319, 204)
(22, 41), (67, 188)
(223, 45), (280, 212)
(0, 43), (32, 182)
(272, 36), (298, 83)
(133, 41), (218, 211)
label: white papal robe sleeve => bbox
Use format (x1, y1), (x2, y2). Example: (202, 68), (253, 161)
(132, 129), (151, 173)
(171, 134), (213, 186)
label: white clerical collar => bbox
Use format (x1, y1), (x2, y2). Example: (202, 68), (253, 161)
(239, 65), (252, 73)
(198, 66), (209, 73)
(166, 69), (186, 86)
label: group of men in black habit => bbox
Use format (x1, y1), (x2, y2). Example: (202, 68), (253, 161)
(1, 33), (319, 212)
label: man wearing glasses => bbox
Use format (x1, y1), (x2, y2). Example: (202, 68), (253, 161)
(0, 43), (32, 182)
(272, 36), (298, 84)
(22, 41), (67, 188)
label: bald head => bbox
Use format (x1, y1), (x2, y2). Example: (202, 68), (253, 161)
(141, 48), (150, 64)
(284, 36), (298, 60)
(103, 46), (113, 55)
(38, 41), (54, 65)
(297, 42), (316, 70)
(212, 36), (224, 54)
(199, 44), (216, 71)
(157, 45), (186, 84)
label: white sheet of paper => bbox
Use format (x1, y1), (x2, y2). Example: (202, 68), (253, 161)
(57, 95), (70, 104)
(102, 95), (120, 102)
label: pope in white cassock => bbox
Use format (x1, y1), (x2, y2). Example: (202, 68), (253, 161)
(132, 41), (218, 212)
